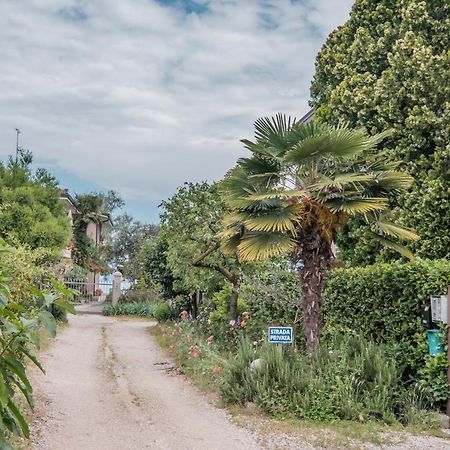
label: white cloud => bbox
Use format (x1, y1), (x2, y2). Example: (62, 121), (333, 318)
(0, 0), (354, 219)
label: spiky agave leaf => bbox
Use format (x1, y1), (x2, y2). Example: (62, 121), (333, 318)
(237, 232), (296, 261)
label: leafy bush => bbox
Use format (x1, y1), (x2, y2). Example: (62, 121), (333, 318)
(102, 302), (157, 317)
(154, 303), (176, 322)
(221, 336), (429, 424)
(191, 265), (302, 351)
(0, 241), (74, 448)
(118, 287), (158, 304)
(323, 259), (450, 406)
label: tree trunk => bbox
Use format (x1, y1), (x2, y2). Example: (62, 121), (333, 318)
(294, 230), (334, 352)
(229, 279), (241, 321)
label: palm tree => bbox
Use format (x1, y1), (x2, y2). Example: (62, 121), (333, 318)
(219, 115), (418, 351)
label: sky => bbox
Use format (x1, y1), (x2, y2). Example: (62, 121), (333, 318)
(0, 0), (354, 223)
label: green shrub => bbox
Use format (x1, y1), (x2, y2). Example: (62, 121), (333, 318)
(102, 302), (156, 317)
(119, 287), (158, 304)
(154, 303), (176, 322)
(0, 240), (75, 447)
(221, 335), (429, 424)
(323, 259), (450, 406)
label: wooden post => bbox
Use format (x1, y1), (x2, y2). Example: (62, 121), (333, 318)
(447, 285), (450, 416)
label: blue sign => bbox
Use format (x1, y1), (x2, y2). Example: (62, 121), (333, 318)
(268, 326), (293, 344)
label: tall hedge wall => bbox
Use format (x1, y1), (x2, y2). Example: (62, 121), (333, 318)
(323, 259), (450, 403)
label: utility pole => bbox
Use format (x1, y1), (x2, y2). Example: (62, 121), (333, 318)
(15, 128), (21, 164)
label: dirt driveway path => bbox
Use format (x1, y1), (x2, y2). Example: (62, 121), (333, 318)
(29, 304), (261, 450)
(28, 304), (450, 450)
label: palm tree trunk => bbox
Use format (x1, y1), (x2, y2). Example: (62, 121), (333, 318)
(229, 279), (241, 321)
(295, 230), (333, 352)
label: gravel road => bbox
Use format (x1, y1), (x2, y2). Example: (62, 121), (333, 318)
(29, 304), (261, 450)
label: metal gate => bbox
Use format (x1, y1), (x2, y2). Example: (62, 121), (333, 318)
(64, 278), (113, 303)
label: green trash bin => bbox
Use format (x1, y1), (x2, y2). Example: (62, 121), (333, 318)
(427, 329), (445, 356)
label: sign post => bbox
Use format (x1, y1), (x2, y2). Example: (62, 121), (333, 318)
(268, 326), (293, 344)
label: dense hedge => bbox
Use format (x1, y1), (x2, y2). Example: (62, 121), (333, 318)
(323, 259), (450, 404)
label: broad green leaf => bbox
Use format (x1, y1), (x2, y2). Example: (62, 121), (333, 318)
(4, 357), (31, 390)
(39, 310), (57, 337)
(53, 298), (76, 315)
(7, 400), (29, 438)
(0, 374), (8, 408)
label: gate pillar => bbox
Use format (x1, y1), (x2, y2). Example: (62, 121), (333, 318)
(112, 271), (122, 305)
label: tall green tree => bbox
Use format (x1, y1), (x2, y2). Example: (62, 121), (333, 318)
(104, 214), (159, 280)
(160, 182), (242, 319)
(0, 156), (69, 252)
(311, 0), (450, 263)
(220, 115), (417, 350)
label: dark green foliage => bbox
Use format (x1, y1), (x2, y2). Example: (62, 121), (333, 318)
(0, 241), (75, 447)
(102, 302), (157, 317)
(323, 259), (450, 405)
(311, 0), (450, 261)
(195, 263), (302, 350)
(141, 236), (182, 299)
(0, 161), (70, 251)
(221, 336), (426, 424)
(104, 214), (158, 280)
(154, 303), (176, 322)
(119, 288), (159, 304)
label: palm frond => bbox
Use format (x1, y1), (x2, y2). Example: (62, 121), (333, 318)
(373, 220), (420, 241)
(325, 197), (388, 214)
(284, 125), (391, 163)
(243, 205), (298, 233)
(237, 232), (296, 261)
(253, 114), (297, 152)
(311, 173), (375, 192)
(247, 190), (308, 201)
(371, 171), (414, 191)
(367, 232), (416, 260)
(219, 230), (243, 256)
(237, 156), (280, 176)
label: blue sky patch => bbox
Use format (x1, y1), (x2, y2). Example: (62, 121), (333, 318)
(156, 0), (209, 15)
(59, 6), (88, 22)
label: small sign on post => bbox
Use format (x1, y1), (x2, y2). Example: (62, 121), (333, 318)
(268, 326), (293, 344)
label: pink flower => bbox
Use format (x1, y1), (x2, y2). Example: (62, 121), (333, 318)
(191, 352), (200, 359)
(169, 344), (176, 350)
(180, 310), (188, 319)
(229, 320), (236, 327)
(213, 366), (222, 375)
(206, 335), (214, 343)
(240, 320), (247, 328)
